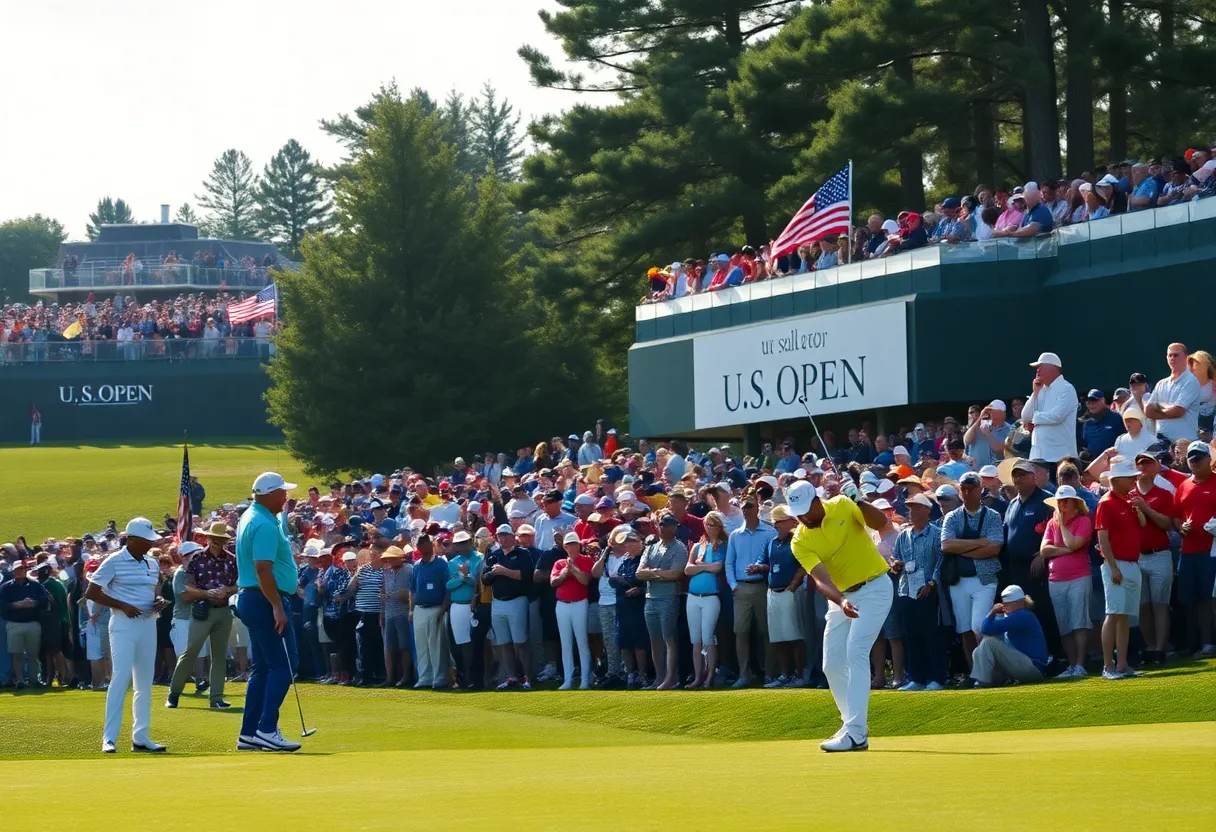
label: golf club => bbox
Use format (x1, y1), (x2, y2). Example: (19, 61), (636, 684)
(283, 638), (317, 738)
(796, 396), (831, 469)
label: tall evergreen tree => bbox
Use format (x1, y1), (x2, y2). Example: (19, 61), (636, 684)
(85, 197), (135, 241)
(0, 215), (67, 303)
(196, 149), (261, 239)
(173, 203), (201, 225)
(255, 139), (332, 258)
(471, 83), (526, 181)
(442, 90), (481, 178)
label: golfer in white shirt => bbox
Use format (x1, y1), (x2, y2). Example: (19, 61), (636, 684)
(1024, 352), (1079, 463)
(85, 517), (168, 754)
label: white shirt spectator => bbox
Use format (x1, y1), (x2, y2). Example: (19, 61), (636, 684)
(1025, 375), (1079, 461)
(427, 499), (460, 527)
(1147, 369), (1201, 442)
(577, 443), (603, 465)
(88, 548), (161, 613)
(1114, 429), (1155, 461)
(116, 325), (134, 344)
(203, 324), (221, 341)
(253, 320), (272, 342)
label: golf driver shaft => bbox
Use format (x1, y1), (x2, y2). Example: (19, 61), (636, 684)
(796, 397), (830, 467)
(282, 637), (316, 737)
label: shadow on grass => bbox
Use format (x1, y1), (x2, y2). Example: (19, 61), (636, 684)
(871, 749), (1011, 756)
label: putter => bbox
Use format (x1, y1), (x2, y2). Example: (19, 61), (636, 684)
(282, 638), (317, 738)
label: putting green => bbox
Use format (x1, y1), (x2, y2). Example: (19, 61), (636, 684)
(2, 677), (1214, 829)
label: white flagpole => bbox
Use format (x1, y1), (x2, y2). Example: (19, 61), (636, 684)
(846, 159), (854, 264)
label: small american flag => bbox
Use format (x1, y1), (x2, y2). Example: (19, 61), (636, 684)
(227, 284), (276, 325)
(771, 163), (852, 257)
(176, 441), (192, 543)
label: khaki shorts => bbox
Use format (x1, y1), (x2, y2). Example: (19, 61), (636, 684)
(1048, 576), (1091, 635)
(766, 588), (804, 643)
(6, 621), (41, 655)
(1138, 551), (1173, 606)
(1102, 561), (1142, 615)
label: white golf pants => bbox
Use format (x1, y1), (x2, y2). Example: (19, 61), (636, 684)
(555, 599), (591, 686)
(823, 575), (894, 741)
(104, 615), (157, 745)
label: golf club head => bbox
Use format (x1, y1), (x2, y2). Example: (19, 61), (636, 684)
(301, 728), (317, 737)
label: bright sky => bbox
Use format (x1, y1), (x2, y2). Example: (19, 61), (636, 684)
(0, 0), (582, 240)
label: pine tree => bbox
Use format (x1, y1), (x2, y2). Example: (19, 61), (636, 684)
(255, 139), (331, 258)
(470, 83), (525, 181)
(173, 203), (201, 225)
(196, 149), (261, 239)
(442, 90), (482, 178)
(85, 197), (135, 241)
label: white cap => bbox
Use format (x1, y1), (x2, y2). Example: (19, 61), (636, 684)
(758, 475), (779, 488)
(342, 551), (358, 562)
(1029, 352), (1062, 368)
(861, 483), (877, 495)
(1001, 585), (1026, 602)
(178, 541), (204, 556)
(453, 530), (472, 543)
(252, 471), (297, 496)
(1108, 457), (1138, 479)
(905, 494), (934, 509)
(1023, 180), (1039, 193)
(934, 484), (959, 499)
(988, 399), (1006, 411)
(574, 494), (596, 506)
(893, 445), (910, 458)
(302, 538), (325, 557)
(876, 479), (895, 495)
(124, 517), (159, 542)
(881, 219), (899, 234)
(467, 500), (482, 514)
(793, 467), (808, 479)
(709, 447), (721, 455)
(860, 471), (879, 485)
(978, 465), (1000, 479)
(563, 532), (581, 545)
(785, 480), (817, 516)
(454, 457), (465, 465)
(617, 490), (636, 503)
(872, 499), (893, 511)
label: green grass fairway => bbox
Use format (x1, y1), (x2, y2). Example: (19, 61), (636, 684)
(3, 663), (1215, 829)
(0, 441), (309, 541)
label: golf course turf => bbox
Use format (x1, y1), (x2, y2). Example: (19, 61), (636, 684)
(3, 665), (1214, 829)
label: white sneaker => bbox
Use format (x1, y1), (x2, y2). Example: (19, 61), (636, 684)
(821, 733), (869, 752)
(924, 682), (945, 691)
(1072, 665), (1088, 678)
(558, 682), (573, 691)
(536, 665), (559, 682)
(101, 739), (116, 754)
(255, 729), (302, 752)
(1101, 668), (1124, 680)
(898, 681), (925, 691)
(1056, 666), (1077, 679)
(237, 734), (263, 751)
(763, 675), (789, 688)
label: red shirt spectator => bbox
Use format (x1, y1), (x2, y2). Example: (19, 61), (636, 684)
(1135, 484), (1177, 554)
(552, 553), (595, 603)
(1159, 467), (1188, 490)
(1095, 491), (1141, 562)
(1175, 474), (1216, 554)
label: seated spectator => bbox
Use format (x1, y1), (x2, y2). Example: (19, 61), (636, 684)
(1158, 161), (1191, 206)
(992, 182), (1053, 238)
(928, 198), (970, 243)
(970, 584), (1049, 687)
(993, 190), (1025, 232)
(1128, 163), (1160, 211)
(1079, 182), (1110, 221)
(814, 234), (841, 270)
(1043, 181), (1070, 226)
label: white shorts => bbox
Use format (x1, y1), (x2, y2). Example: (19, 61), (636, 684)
(317, 608), (332, 644)
(449, 603), (473, 646)
(948, 576), (997, 635)
(766, 588), (804, 643)
(85, 621), (110, 661)
(229, 616), (249, 649)
(1048, 577), (1091, 635)
(1102, 561), (1142, 615)
(170, 619), (210, 659)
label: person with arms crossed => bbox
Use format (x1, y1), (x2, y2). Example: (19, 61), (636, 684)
(786, 478), (894, 752)
(85, 518), (168, 754)
(1144, 342), (1202, 444)
(234, 472), (303, 752)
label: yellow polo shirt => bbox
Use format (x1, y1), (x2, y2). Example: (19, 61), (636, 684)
(791, 496), (889, 590)
(421, 494), (442, 508)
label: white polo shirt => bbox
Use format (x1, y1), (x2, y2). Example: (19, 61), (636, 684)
(1147, 370), (1201, 442)
(89, 548), (160, 614)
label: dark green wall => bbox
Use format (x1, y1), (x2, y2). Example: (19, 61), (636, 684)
(0, 361), (276, 444)
(627, 339), (695, 437)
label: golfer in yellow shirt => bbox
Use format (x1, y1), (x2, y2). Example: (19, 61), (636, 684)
(786, 478), (894, 752)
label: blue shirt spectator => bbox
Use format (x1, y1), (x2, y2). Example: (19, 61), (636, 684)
(1080, 408), (1124, 457)
(1003, 488), (1052, 562)
(724, 265), (745, 287)
(980, 608), (1049, 670)
(1021, 202), (1055, 234)
(409, 557), (451, 607)
(941, 504), (1004, 584)
(759, 535), (800, 588)
(1129, 174), (1160, 211)
(724, 521), (777, 590)
(688, 541), (726, 595)
(892, 522), (942, 597)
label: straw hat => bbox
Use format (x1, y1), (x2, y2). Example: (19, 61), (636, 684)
(201, 522), (232, 540)
(379, 546), (407, 561)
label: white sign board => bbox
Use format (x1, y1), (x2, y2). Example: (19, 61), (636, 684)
(692, 301), (908, 430)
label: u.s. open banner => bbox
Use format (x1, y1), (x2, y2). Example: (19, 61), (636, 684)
(692, 301), (909, 430)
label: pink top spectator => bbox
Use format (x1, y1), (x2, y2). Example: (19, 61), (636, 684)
(1043, 514), (1092, 582)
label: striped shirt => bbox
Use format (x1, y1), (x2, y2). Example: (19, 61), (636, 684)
(383, 564), (412, 619)
(89, 548), (161, 613)
(353, 566), (385, 613)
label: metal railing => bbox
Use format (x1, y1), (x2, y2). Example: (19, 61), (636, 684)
(0, 337), (274, 365)
(636, 194), (1216, 319)
(30, 262), (276, 293)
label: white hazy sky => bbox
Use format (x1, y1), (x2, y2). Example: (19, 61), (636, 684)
(0, 0), (583, 240)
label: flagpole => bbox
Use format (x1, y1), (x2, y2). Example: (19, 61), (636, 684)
(846, 159), (854, 264)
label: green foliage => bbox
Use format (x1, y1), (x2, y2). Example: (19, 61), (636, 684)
(0, 214), (67, 303)
(196, 149), (261, 240)
(255, 139), (331, 259)
(85, 197), (135, 241)
(172, 203), (201, 225)
(470, 83), (526, 181)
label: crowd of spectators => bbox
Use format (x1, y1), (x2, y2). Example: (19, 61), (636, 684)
(643, 149), (1216, 303)
(3, 341), (1215, 696)
(59, 250), (277, 289)
(0, 292), (277, 362)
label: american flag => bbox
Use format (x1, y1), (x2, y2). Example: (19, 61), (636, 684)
(176, 441), (192, 543)
(227, 284), (276, 325)
(770, 163), (852, 257)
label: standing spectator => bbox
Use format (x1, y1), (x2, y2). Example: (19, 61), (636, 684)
(758, 506), (807, 687)
(610, 528), (650, 689)
(550, 533), (594, 690)
(1175, 441), (1216, 656)
(893, 494), (945, 691)
(1130, 451), (1178, 666)
(1080, 390), (1125, 458)
(318, 550), (355, 685)
(408, 535), (451, 690)
(637, 514), (688, 691)
(1039, 486), (1093, 678)
(941, 472), (1004, 669)
(577, 431), (603, 466)
(683, 511), (727, 689)
(29, 402), (40, 446)
(445, 531), (480, 688)
(188, 476), (206, 516)
(1001, 459), (1059, 659)
(1, 560), (49, 687)
(725, 495), (777, 687)
(591, 530), (626, 688)
(483, 525), (535, 690)
(380, 546), (413, 688)
(963, 400), (1010, 470)
(1145, 343), (1202, 444)
(970, 585), (1049, 686)
(1095, 459), (1144, 678)
(342, 548), (387, 686)
(1025, 352), (1080, 468)
(166, 531), (237, 709)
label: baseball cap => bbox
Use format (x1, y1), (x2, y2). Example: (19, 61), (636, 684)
(893, 446), (910, 458)
(452, 530), (471, 544)
(1085, 388), (1105, 401)
(1030, 352), (1062, 368)
(978, 465), (999, 479)
(1001, 585), (1026, 603)
(341, 551), (358, 562)
(252, 472), (297, 496)
(785, 480), (816, 516)
(988, 399), (1006, 411)
(958, 472), (981, 486)
(934, 484), (959, 500)
(1186, 440), (1211, 458)
(574, 494), (596, 506)
(871, 499), (893, 511)
(495, 524), (514, 536)
(562, 532), (581, 544)
(905, 494), (933, 509)
(124, 517), (159, 542)
(658, 513), (679, 526)
(178, 541), (204, 556)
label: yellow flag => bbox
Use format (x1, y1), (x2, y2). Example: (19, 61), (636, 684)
(62, 320), (82, 340)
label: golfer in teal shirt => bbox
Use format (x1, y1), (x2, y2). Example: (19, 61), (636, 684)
(235, 472), (304, 753)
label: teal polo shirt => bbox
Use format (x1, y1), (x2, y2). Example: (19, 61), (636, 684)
(236, 502), (297, 594)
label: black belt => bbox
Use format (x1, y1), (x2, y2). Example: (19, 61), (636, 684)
(494, 595), (524, 602)
(735, 579), (764, 586)
(843, 573), (885, 594)
(415, 603), (441, 609)
(557, 599), (586, 604)
(689, 591), (718, 597)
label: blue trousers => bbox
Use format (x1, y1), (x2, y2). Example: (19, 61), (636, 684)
(237, 589), (297, 737)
